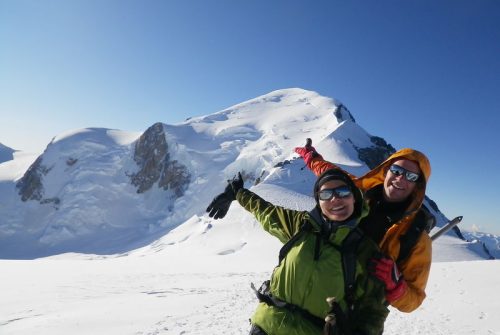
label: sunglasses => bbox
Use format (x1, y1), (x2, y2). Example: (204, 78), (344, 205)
(318, 185), (353, 201)
(389, 164), (420, 182)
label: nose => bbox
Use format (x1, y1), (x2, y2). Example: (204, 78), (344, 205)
(392, 173), (405, 182)
(327, 196), (342, 202)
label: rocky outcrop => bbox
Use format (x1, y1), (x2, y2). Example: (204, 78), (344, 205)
(158, 160), (191, 197)
(333, 104), (356, 123)
(16, 156), (51, 201)
(354, 136), (396, 169)
(130, 123), (191, 196)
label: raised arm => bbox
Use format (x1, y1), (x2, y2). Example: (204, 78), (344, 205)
(235, 188), (305, 244)
(295, 140), (354, 178)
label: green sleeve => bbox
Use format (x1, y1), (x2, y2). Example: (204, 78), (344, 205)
(235, 188), (305, 244)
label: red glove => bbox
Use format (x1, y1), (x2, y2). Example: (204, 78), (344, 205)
(370, 256), (407, 303)
(294, 146), (323, 165)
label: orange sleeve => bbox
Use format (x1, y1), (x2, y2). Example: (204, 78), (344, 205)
(390, 234), (432, 312)
(308, 157), (357, 180)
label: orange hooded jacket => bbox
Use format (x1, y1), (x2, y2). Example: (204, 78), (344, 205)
(307, 148), (432, 312)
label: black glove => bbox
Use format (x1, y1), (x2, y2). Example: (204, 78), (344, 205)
(206, 172), (244, 219)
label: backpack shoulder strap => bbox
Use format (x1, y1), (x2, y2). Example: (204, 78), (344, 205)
(278, 216), (313, 264)
(277, 207), (328, 264)
(397, 204), (435, 263)
(340, 227), (363, 312)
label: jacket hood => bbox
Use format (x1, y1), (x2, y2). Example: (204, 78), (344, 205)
(355, 148), (431, 213)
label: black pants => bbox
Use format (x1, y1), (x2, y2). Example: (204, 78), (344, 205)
(249, 324), (268, 335)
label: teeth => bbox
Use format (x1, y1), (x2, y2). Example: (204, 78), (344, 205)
(392, 183), (404, 190)
(330, 206), (345, 211)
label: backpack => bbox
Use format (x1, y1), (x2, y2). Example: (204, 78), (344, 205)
(397, 204), (435, 263)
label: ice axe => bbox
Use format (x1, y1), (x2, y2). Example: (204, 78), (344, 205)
(430, 216), (463, 241)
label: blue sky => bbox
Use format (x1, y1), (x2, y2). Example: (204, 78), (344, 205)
(1, 0), (499, 234)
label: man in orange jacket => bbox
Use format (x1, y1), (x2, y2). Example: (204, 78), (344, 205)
(295, 142), (432, 313)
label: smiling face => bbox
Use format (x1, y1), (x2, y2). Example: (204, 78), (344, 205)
(318, 180), (355, 221)
(383, 159), (420, 203)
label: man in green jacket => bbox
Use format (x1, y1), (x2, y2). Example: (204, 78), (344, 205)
(207, 169), (389, 335)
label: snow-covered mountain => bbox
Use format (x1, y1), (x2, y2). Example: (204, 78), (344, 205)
(1, 88), (500, 335)
(0, 88), (497, 259)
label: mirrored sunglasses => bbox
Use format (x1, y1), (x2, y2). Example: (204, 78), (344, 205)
(389, 164), (420, 182)
(318, 185), (352, 201)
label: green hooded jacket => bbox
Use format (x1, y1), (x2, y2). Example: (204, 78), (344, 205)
(236, 188), (389, 335)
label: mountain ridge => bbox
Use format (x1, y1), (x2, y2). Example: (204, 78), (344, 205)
(0, 88), (496, 259)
